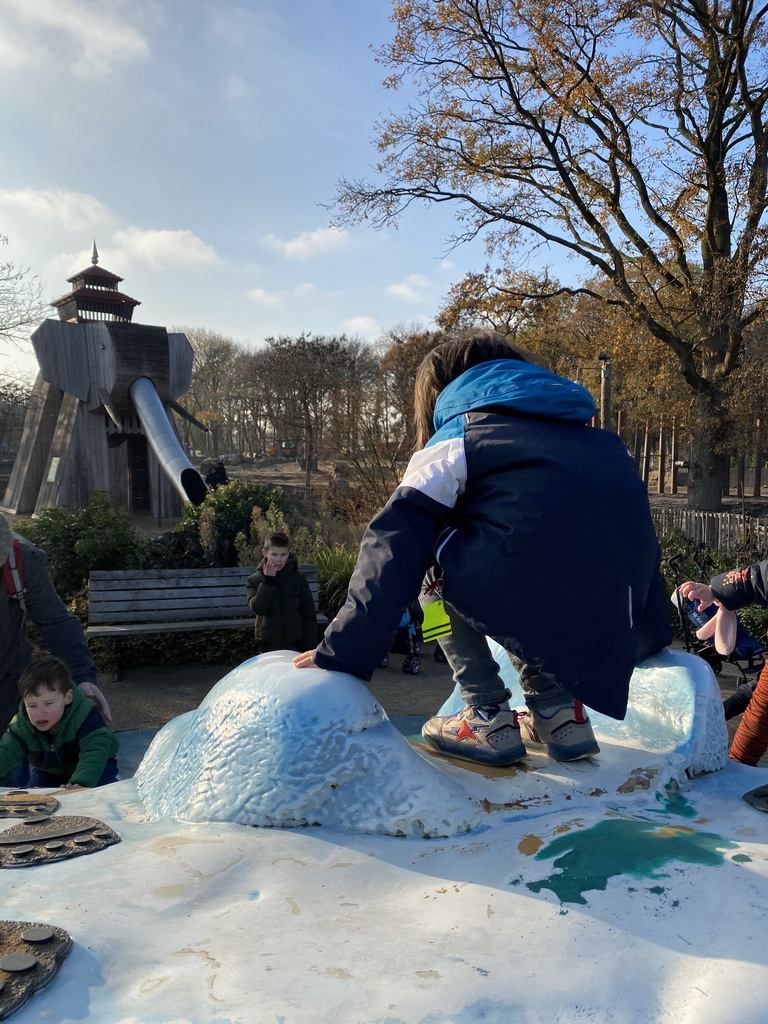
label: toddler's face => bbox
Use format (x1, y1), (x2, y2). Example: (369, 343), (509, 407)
(24, 685), (74, 734)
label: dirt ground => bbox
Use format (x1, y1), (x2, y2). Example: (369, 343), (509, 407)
(231, 458), (768, 516)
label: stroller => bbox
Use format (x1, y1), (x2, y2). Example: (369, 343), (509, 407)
(381, 602), (423, 675)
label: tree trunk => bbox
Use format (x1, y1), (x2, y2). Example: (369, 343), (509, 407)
(754, 419), (763, 498)
(303, 408), (314, 496)
(687, 392), (728, 510)
(671, 417), (679, 495)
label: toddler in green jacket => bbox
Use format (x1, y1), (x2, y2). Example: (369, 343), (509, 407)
(0, 655), (119, 788)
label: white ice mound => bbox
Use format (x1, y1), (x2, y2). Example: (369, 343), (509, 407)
(135, 652), (482, 838)
(438, 643), (729, 776)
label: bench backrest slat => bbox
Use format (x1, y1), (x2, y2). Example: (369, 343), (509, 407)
(88, 564), (321, 626)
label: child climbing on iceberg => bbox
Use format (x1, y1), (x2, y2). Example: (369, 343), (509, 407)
(295, 331), (671, 766)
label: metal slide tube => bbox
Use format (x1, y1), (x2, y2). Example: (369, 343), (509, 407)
(128, 376), (208, 505)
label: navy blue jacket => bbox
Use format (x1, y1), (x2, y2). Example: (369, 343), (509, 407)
(315, 360), (670, 718)
(710, 561), (768, 610)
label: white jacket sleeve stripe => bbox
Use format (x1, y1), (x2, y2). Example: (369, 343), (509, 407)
(399, 436), (467, 509)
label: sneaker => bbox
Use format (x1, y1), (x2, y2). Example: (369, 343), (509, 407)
(421, 703), (527, 766)
(519, 701), (599, 761)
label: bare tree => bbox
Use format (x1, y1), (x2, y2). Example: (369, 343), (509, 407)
(0, 372), (33, 459)
(252, 335), (353, 493)
(181, 328), (244, 455)
(335, 0), (768, 509)
(0, 235), (48, 355)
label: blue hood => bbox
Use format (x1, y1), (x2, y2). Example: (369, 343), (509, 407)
(430, 360), (596, 442)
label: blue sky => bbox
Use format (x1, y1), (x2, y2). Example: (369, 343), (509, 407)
(0, 0), (500, 378)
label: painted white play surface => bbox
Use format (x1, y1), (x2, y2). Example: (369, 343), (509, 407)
(3, 648), (768, 1024)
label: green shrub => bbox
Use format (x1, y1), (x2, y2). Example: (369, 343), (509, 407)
(16, 491), (151, 601)
(233, 502), (290, 567)
(286, 525), (320, 564)
(158, 481), (288, 568)
(316, 544), (358, 620)
(88, 628), (256, 672)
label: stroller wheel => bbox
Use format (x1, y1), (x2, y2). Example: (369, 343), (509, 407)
(403, 656), (421, 675)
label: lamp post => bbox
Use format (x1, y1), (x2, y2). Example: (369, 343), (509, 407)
(598, 352), (611, 431)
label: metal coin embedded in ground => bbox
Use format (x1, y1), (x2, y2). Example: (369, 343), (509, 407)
(20, 928), (53, 943)
(0, 954), (37, 972)
(0, 920), (72, 1019)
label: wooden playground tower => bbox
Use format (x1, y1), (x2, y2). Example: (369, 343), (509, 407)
(1, 243), (208, 518)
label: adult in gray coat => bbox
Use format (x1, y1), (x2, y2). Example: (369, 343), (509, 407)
(0, 513), (111, 735)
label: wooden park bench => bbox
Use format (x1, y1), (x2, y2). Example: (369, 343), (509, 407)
(86, 565), (327, 678)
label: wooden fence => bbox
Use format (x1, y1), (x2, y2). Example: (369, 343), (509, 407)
(652, 507), (768, 551)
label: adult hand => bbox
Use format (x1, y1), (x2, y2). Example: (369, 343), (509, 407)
(78, 681), (112, 723)
(678, 581), (715, 611)
(293, 649), (317, 669)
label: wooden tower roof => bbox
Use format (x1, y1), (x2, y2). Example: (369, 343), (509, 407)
(50, 241), (141, 323)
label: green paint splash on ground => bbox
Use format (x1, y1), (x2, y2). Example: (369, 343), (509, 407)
(526, 819), (738, 905)
(656, 788), (698, 818)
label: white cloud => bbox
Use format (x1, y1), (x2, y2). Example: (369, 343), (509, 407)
(0, 188), (114, 230)
(294, 283), (320, 298)
(111, 228), (219, 269)
(342, 316), (382, 339)
(0, 26), (32, 73)
(248, 287), (283, 306)
(263, 226), (348, 260)
(0, 0), (151, 78)
(0, 193), (216, 274)
(247, 282), (330, 306)
(385, 273), (432, 303)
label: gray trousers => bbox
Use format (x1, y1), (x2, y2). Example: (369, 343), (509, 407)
(421, 574), (571, 710)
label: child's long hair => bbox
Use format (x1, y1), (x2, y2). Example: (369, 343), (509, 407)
(413, 330), (533, 449)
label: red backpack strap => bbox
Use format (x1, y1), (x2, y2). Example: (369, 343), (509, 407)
(2, 539), (26, 615)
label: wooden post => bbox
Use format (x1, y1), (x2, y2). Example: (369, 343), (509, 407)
(737, 453), (746, 499)
(642, 420), (652, 487)
(723, 453), (731, 496)
(657, 419), (666, 494)
(633, 423), (643, 474)
(755, 418), (763, 498)
(670, 417), (679, 495)
(599, 357), (612, 430)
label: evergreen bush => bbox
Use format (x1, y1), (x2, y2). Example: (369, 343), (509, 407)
(316, 544), (358, 620)
(16, 491), (151, 601)
(151, 480), (287, 568)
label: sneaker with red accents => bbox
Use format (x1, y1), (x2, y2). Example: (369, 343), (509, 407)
(519, 701), (599, 761)
(420, 703), (527, 766)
